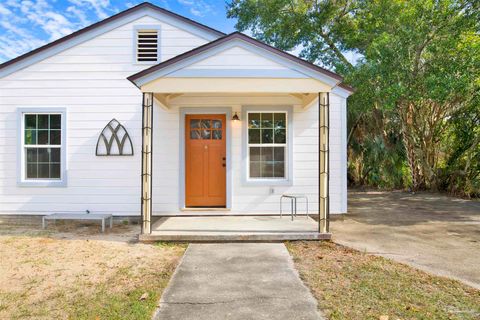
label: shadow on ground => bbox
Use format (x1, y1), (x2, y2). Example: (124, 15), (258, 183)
(332, 190), (480, 289)
(345, 190), (480, 226)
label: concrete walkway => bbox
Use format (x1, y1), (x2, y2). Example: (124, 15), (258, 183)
(154, 243), (323, 320)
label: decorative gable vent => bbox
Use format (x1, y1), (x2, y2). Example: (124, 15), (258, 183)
(137, 30), (158, 62)
(96, 119), (134, 156)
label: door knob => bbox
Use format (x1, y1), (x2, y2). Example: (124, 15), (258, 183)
(222, 157), (226, 160)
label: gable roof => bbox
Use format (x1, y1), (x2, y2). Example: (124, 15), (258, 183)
(0, 2), (224, 77)
(128, 32), (353, 92)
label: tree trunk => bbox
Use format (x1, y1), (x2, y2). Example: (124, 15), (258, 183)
(400, 102), (425, 191)
(403, 132), (424, 190)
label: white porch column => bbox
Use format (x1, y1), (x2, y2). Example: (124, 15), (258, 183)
(141, 92), (153, 234)
(319, 92), (330, 233)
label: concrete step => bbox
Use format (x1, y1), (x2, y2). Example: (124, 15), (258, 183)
(139, 232), (331, 242)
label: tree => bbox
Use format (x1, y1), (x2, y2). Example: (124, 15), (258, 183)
(227, 0), (480, 194)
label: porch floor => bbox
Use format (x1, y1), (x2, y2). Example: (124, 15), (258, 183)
(139, 216), (331, 242)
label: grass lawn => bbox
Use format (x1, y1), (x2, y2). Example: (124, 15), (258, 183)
(0, 223), (185, 320)
(287, 241), (480, 320)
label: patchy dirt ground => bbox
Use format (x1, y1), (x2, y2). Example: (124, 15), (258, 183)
(332, 190), (480, 289)
(288, 241), (480, 320)
(0, 221), (185, 319)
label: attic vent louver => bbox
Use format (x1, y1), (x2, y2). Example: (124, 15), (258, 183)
(137, 30), (158, 62)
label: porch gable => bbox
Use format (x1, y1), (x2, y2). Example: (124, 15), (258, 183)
(127, 32), (348, 90)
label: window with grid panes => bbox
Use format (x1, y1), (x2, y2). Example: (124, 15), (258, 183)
(189, 119), (223, 140)
(23, 114), (62, 180)
(247, 112), (287, 179)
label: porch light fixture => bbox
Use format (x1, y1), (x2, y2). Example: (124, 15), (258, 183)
(232, 112), (240, 121)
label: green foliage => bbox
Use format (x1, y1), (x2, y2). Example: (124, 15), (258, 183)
(440, 100), (480, 197)
(227, 0), (480, 196)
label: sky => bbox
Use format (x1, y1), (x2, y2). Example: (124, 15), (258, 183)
(0, 0), (238, 63)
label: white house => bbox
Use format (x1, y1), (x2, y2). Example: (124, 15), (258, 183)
(0, 2), (352, 240)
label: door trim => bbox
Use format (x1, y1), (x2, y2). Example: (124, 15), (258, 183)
(179, 107), (232, 210)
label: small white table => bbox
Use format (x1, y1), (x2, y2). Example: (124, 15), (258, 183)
(42, 213), (113, 232)
(280, 194), (309, 221)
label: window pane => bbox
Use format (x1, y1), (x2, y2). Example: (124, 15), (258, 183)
(26, 164), (37, 179)
(274, 147), (285, 161)
(50, 115), (61, 129)
(274, 113), (286, 129)
(250, 147), (261, 161)
(274, 129), (286, 144)
(51, 148), (61, 162)
(26, 148), (37, 162)
(247, 112), (288, 180)
(261, 129), (273, 144)
(261, 147), (274, 161)
(190, 130), (201, 139)
(212, 120), (222, 129)
(261, 162), (274, 177)
(201, 120), (210, 129)
(249, 161), (261, 178)
(273, 161), (285, 178)
(25, 115), (37, 129)
(23, 113), (63, 181)
(38, 164), (50, 178)
(261, 113), (273, 128)
(248, 129), (260, 143)
(50, 164), (61, 179)
(38, 130), (49, 144)
(201, 130), (211, 139)
(38, 148), (49, 162)
(212, 130), (222, 140)
(38, 115), (49, 129)
(248, 113), (261, 128)
(190, 119), (201, 129)
(50, 130), (61, 145)
(24, 130), (37, 145)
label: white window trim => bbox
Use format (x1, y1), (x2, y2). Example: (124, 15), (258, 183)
(17, 108), (67, 187)
(133, 25), (161, 65)
(242, 106), (293, 186)
(247, 112), (288, 180)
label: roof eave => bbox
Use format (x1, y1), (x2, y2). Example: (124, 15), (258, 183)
(0, 2), (224, 77)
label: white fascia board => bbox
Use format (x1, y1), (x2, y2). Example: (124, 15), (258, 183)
(136, 39), (340, 88)
(331, 85), (353, 99)
(0, 7), (221, 79)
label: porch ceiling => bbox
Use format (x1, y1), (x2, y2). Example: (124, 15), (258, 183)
(153, 91), (319, 110)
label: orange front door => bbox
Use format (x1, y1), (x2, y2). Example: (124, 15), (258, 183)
(185, 114), (226, 207)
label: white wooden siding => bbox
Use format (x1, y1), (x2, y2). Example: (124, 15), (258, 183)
(0, 15), (348, 216)
(184, 46), (291, 70)
(0, 15), (210, 215)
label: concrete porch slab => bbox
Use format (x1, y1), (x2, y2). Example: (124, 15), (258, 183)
(139, 216), (330, 242)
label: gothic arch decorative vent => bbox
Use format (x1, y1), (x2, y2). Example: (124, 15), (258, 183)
(96, 119), (134, 156)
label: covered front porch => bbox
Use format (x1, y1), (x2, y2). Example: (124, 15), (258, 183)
(126, 32), (350, 241)
(134, 91), (331, 241)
